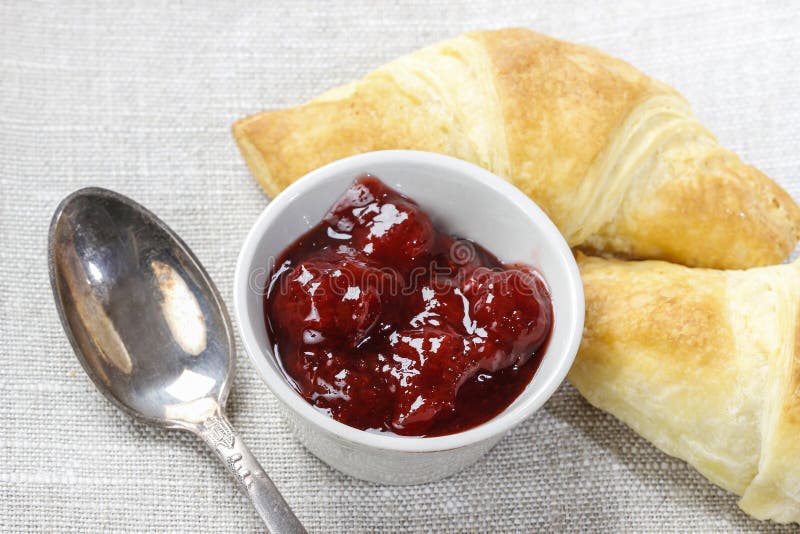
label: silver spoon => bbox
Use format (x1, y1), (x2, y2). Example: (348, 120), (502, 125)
(49, 187), (306, 533)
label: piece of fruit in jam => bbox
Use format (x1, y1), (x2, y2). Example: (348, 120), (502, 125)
(268, 257), (395, 350)
(462, 267), (552, 370)
(324, 176), (436, 272)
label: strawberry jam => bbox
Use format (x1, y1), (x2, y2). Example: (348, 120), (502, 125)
(264, 176), (553, 437)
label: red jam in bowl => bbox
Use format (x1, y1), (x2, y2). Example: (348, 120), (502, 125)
(264, 176), (553, 437)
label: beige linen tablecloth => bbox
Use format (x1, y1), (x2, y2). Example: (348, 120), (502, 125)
(2, 1), (799, 531)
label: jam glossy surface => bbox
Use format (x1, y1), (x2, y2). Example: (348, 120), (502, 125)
(264, 176), (553, 436)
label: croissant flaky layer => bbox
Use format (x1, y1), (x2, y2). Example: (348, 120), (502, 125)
(570, 253), (800, 523)
(233, 28), (800, 269)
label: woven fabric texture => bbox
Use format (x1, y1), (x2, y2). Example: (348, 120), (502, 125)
(2, 1), (799, 531)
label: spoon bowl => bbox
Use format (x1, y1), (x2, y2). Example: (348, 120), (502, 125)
(49, 187), (305, 533)
(49, 188), (234, 427)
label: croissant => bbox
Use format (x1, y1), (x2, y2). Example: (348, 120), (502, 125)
(233, 28), (800, 269)
(570, 252), (800, 523)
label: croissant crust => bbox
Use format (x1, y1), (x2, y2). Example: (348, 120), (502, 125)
(570, 253), (800, 523)
(233, 28), (800, 269)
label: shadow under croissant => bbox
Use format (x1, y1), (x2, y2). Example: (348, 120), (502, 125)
(545, 383), (796, 531)
(223, 369), (797, 530)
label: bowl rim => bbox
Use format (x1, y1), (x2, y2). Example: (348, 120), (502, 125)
(233, 150), (584, 453)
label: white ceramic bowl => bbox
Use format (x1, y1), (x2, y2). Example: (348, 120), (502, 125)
(234, 150), (584, 484)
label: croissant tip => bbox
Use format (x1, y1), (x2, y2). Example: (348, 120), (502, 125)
(231, 113), (258, 139)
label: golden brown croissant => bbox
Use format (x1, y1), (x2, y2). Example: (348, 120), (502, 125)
(570, 252), (800, 523)
(233, 28), (800, 269)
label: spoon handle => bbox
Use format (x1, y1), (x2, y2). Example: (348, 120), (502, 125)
(199, 412), (307, 533)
